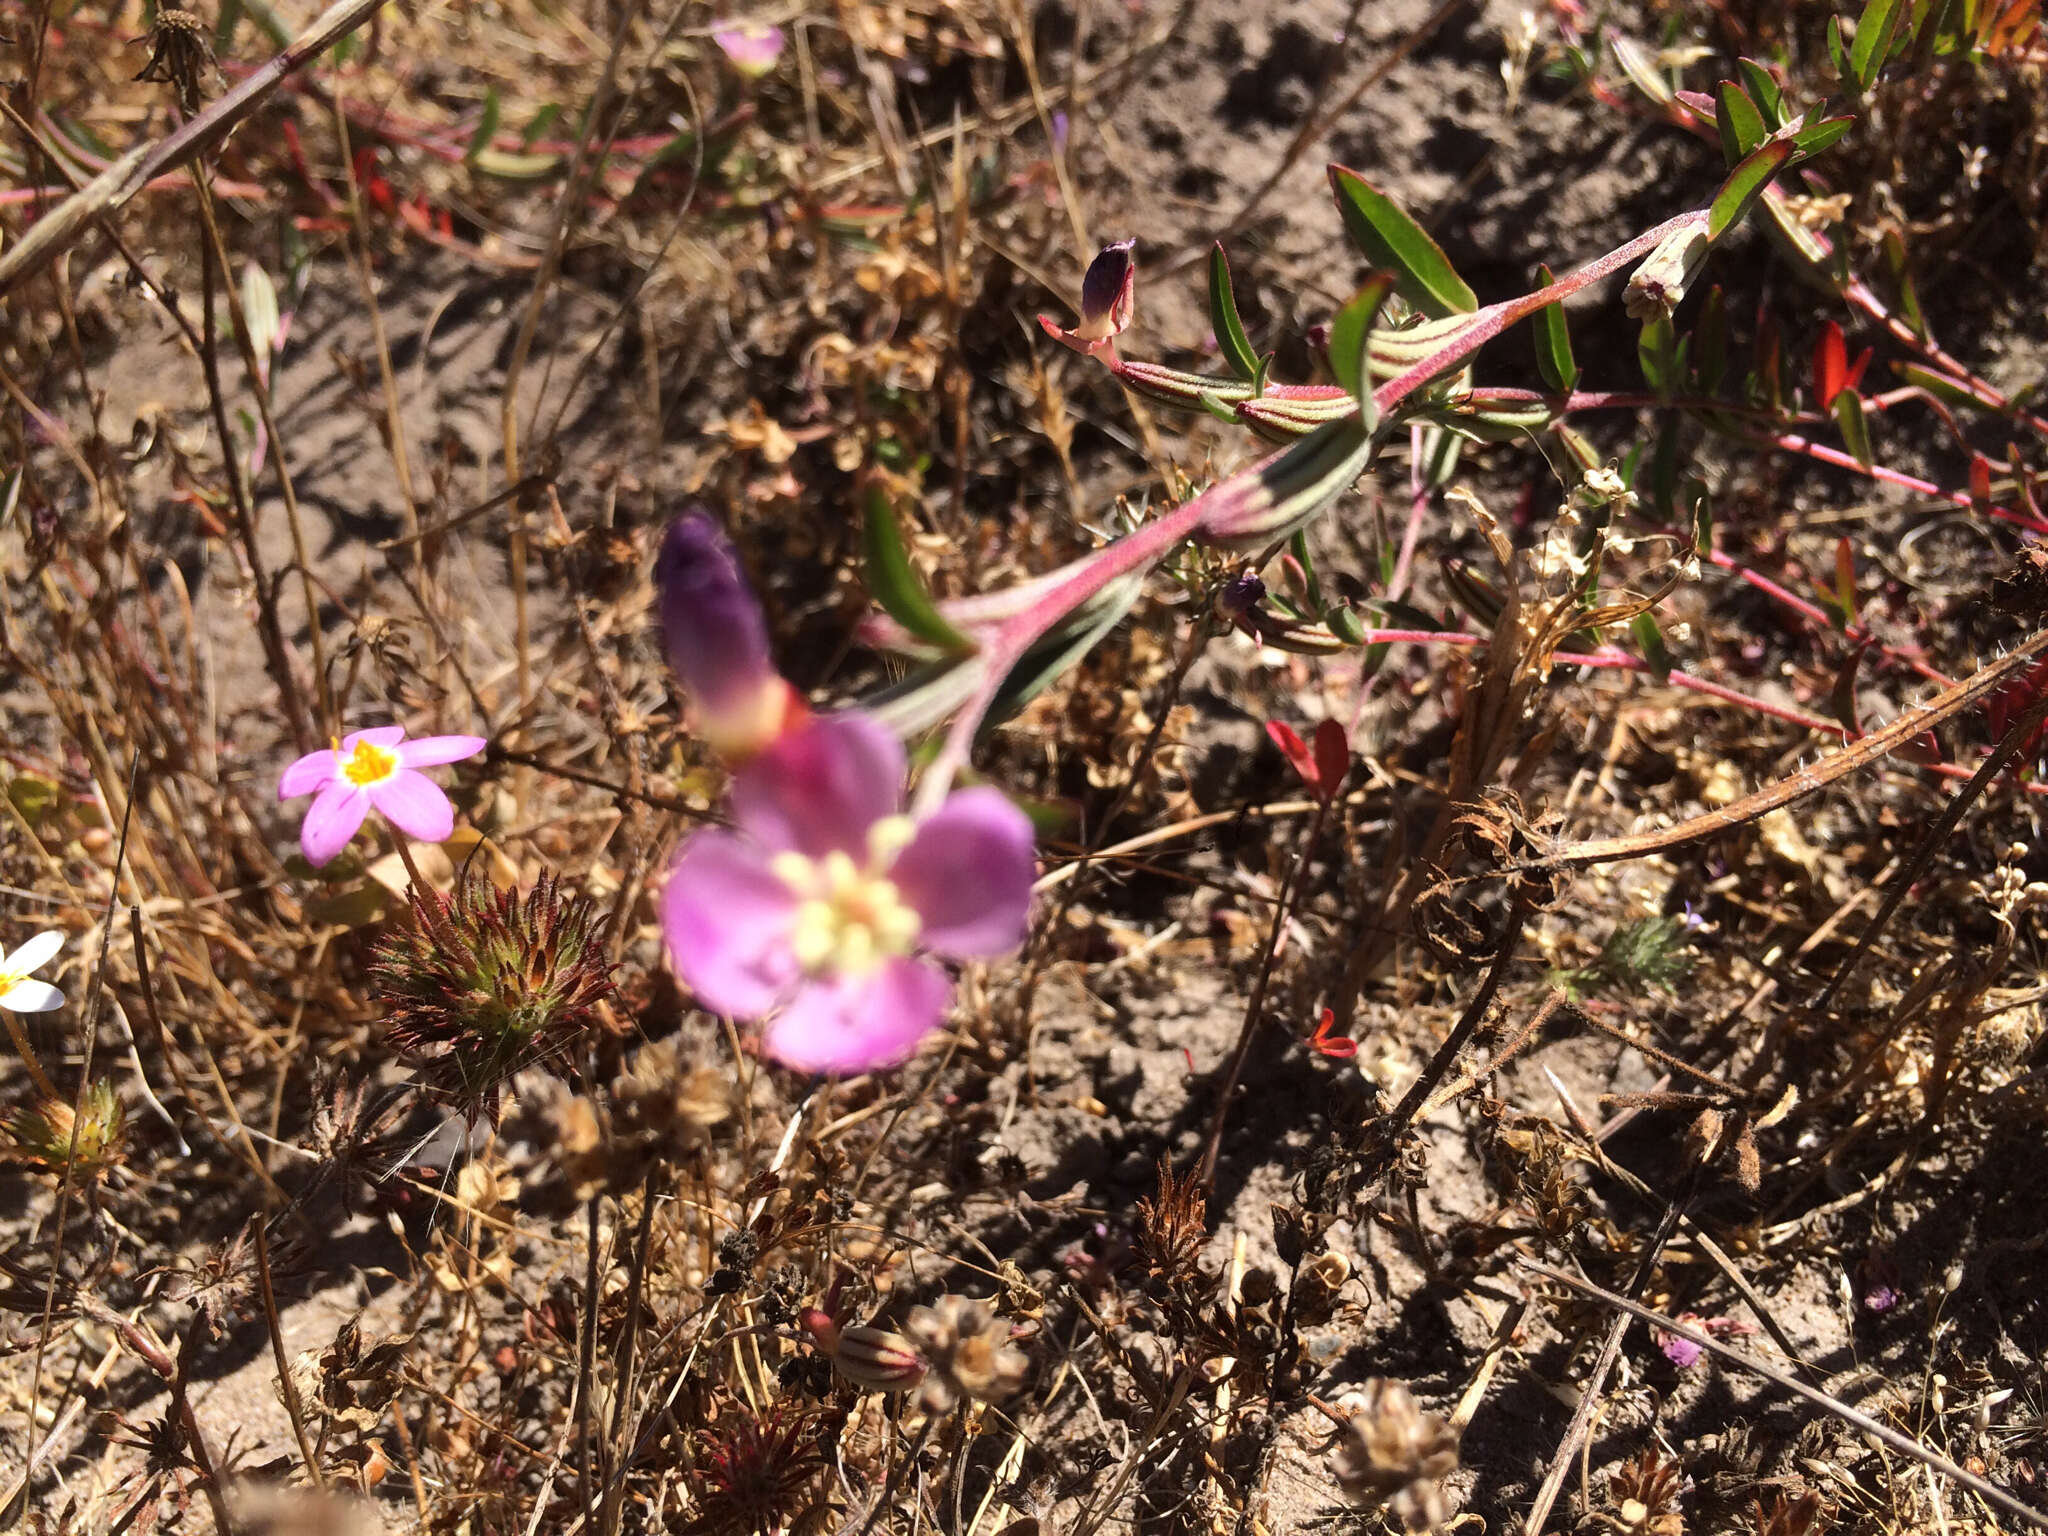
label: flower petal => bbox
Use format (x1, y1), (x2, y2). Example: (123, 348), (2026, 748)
(730, 714), (904, 857)
(661, 832), (801, 1018)
(0, 978), (63, 1013)
(395, 733), (488, 769)
(3, 930), (65, 977)
(367, 770), (456, 844)
(301, 781), (371, 866)
(340, 725), (408, 753)
(279, 747), (340, 800)
(761, 958), (949, 1074)
(891, 788), (1036, 958)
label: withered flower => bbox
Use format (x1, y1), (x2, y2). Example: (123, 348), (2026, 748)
(1326, 1379), (1461, 1533)
(903, 1294), (1029, 1412)
(4, 1079), (127, 1186)
(132, 8), (216, 112)
(374, 867), (615, 1121)
(829, 1323), (928, 1395)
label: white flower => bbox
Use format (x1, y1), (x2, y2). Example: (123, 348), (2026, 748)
(0, 931), (65, 1013)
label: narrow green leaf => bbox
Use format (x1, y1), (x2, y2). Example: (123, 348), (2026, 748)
(1253, 352), (1274, 395)
(1882, 229), (1926, 338)
(1328, 166), (1478, 318)
(1208, 245), (1260, 383)
(1736, 58), (1785, 124)
(522, 103), (563, 149)
(1851, 0), (1906, 87)
(1892, 361), (1980, 410)
(1638, 314), (1678, 397)
(1289, 529), (1326, 613)
(1650, 416), (1682, 518)
(465, 87), (503, 164)
(1708, 138), (1794, 241)
(1692, 284), (1727, 395)
(1834, 389), (1873, 466)
(1715, 79), (1767, 164)
(1790, 115), (1854, 156)
(1555, 423), (1602, 476)
(214, 0), (244, 51)
(862, 484), (973, 653)
(1827, 14), (1853, 80)
(1327, 272), (1398, 416)
(1631, 611), (1671, 681)
(1532, 263), (1578, 395)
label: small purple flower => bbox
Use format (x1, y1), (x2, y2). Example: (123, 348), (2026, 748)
(1658, 1331), (1703, 1369)
(279, 726), (487, 866)
(659, 513), (803, 761)
(1038, 239), (1136, 355)
(714, 23), (784, 78)
(661, 714), (1035, 1074)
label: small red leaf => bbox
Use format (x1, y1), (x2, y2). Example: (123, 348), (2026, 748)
(1309, 1008), (1358, 1060)
(1267, 721), (1319, 796)
(1814, 319), (1847, 408)
(1970, 452), (1993, 508)
(1842, 345), (1874, 396)
(1312, 719), (1349, 803)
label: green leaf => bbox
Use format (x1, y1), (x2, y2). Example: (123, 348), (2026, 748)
(7, 773), (60, 830)
(1736, 58), (1785, 125)
(1715, 79), (1767, 164)
(465, 87), (503, 164)
(1708, 138), (1794, 241)
(1691, 284), (1727, 395)
(1327, 272), (1398, 418)
(1834, 388), (1873, 467)
(1638, 314), (1678, 396)
(213, 0), (244, 52)
(1851, 0), (1906, 88)
(1208, 245), (1260, 383)
(862, 483), (973, 653)
(471, 148), (564, 180)
(987, 582), (1141, 727)
(1827, 15), (1853, 82)
(1631, 611), (1671, 681)
(522, 103), (563, 149)
(1892, 361), (1979, 410)
(1532, 263), (1578, 394)
(1328, 166), (1477, 318)
(1790, 115), (1854, 156)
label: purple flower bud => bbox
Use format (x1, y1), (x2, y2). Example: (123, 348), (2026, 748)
(657, 513), (799, 760)
(1073, 239), (1136, 344)
(1217, 569), (1267, 617)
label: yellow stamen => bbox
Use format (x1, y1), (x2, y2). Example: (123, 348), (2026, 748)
(771, 835), (922, 978)
(341, 739), (399, 787)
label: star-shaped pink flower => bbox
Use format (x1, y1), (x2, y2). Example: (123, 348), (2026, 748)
(279, 726), (487, 866)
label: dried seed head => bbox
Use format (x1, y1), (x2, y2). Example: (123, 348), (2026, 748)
(1327, 1379), (1461, 1533)
(374, 868), (616, 1122)
(132, 8), (216, 111)
(831, 1324), (928, 1394)
(903, 1294), (1030, 1412)
(4, 1079), (127, 1184)
(1292, 1251), (1352, 1323)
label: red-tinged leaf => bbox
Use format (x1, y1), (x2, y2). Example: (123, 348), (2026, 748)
(1894, 730), (1945, 768)
(1267, 721), (1319, 795)
(1708, 138), (1793, 242)
(1843, 345), (1873, 396)
(1814, 320), (1847, 407)
(1970, 452), (1994, 508)
(1313, 719), (1349, 802)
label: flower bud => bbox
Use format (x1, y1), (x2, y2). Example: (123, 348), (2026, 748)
(713, 24), (784, 78)
(1038, 240), (1137, 355)
(657, 513), (802, 761)
(1624, 224), (1710, 324)
(1075, 240), (1136, 343)
(831, 1325), (927, 1393)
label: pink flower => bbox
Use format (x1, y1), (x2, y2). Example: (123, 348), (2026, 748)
(662, 714), (1035, 1074)
(713, 23), (784, 78)
(1038, 239), (1135, 355)
(279, 726), (488, 866)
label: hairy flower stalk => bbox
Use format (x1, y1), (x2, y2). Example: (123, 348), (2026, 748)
(373, 868), (616, 1119)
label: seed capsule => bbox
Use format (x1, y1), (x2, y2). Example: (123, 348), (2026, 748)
(831, 1325), (927, 1393)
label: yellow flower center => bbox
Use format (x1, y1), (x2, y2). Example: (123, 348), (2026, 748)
(771, 816), (921, 978)
(341, 738), (400, 787)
